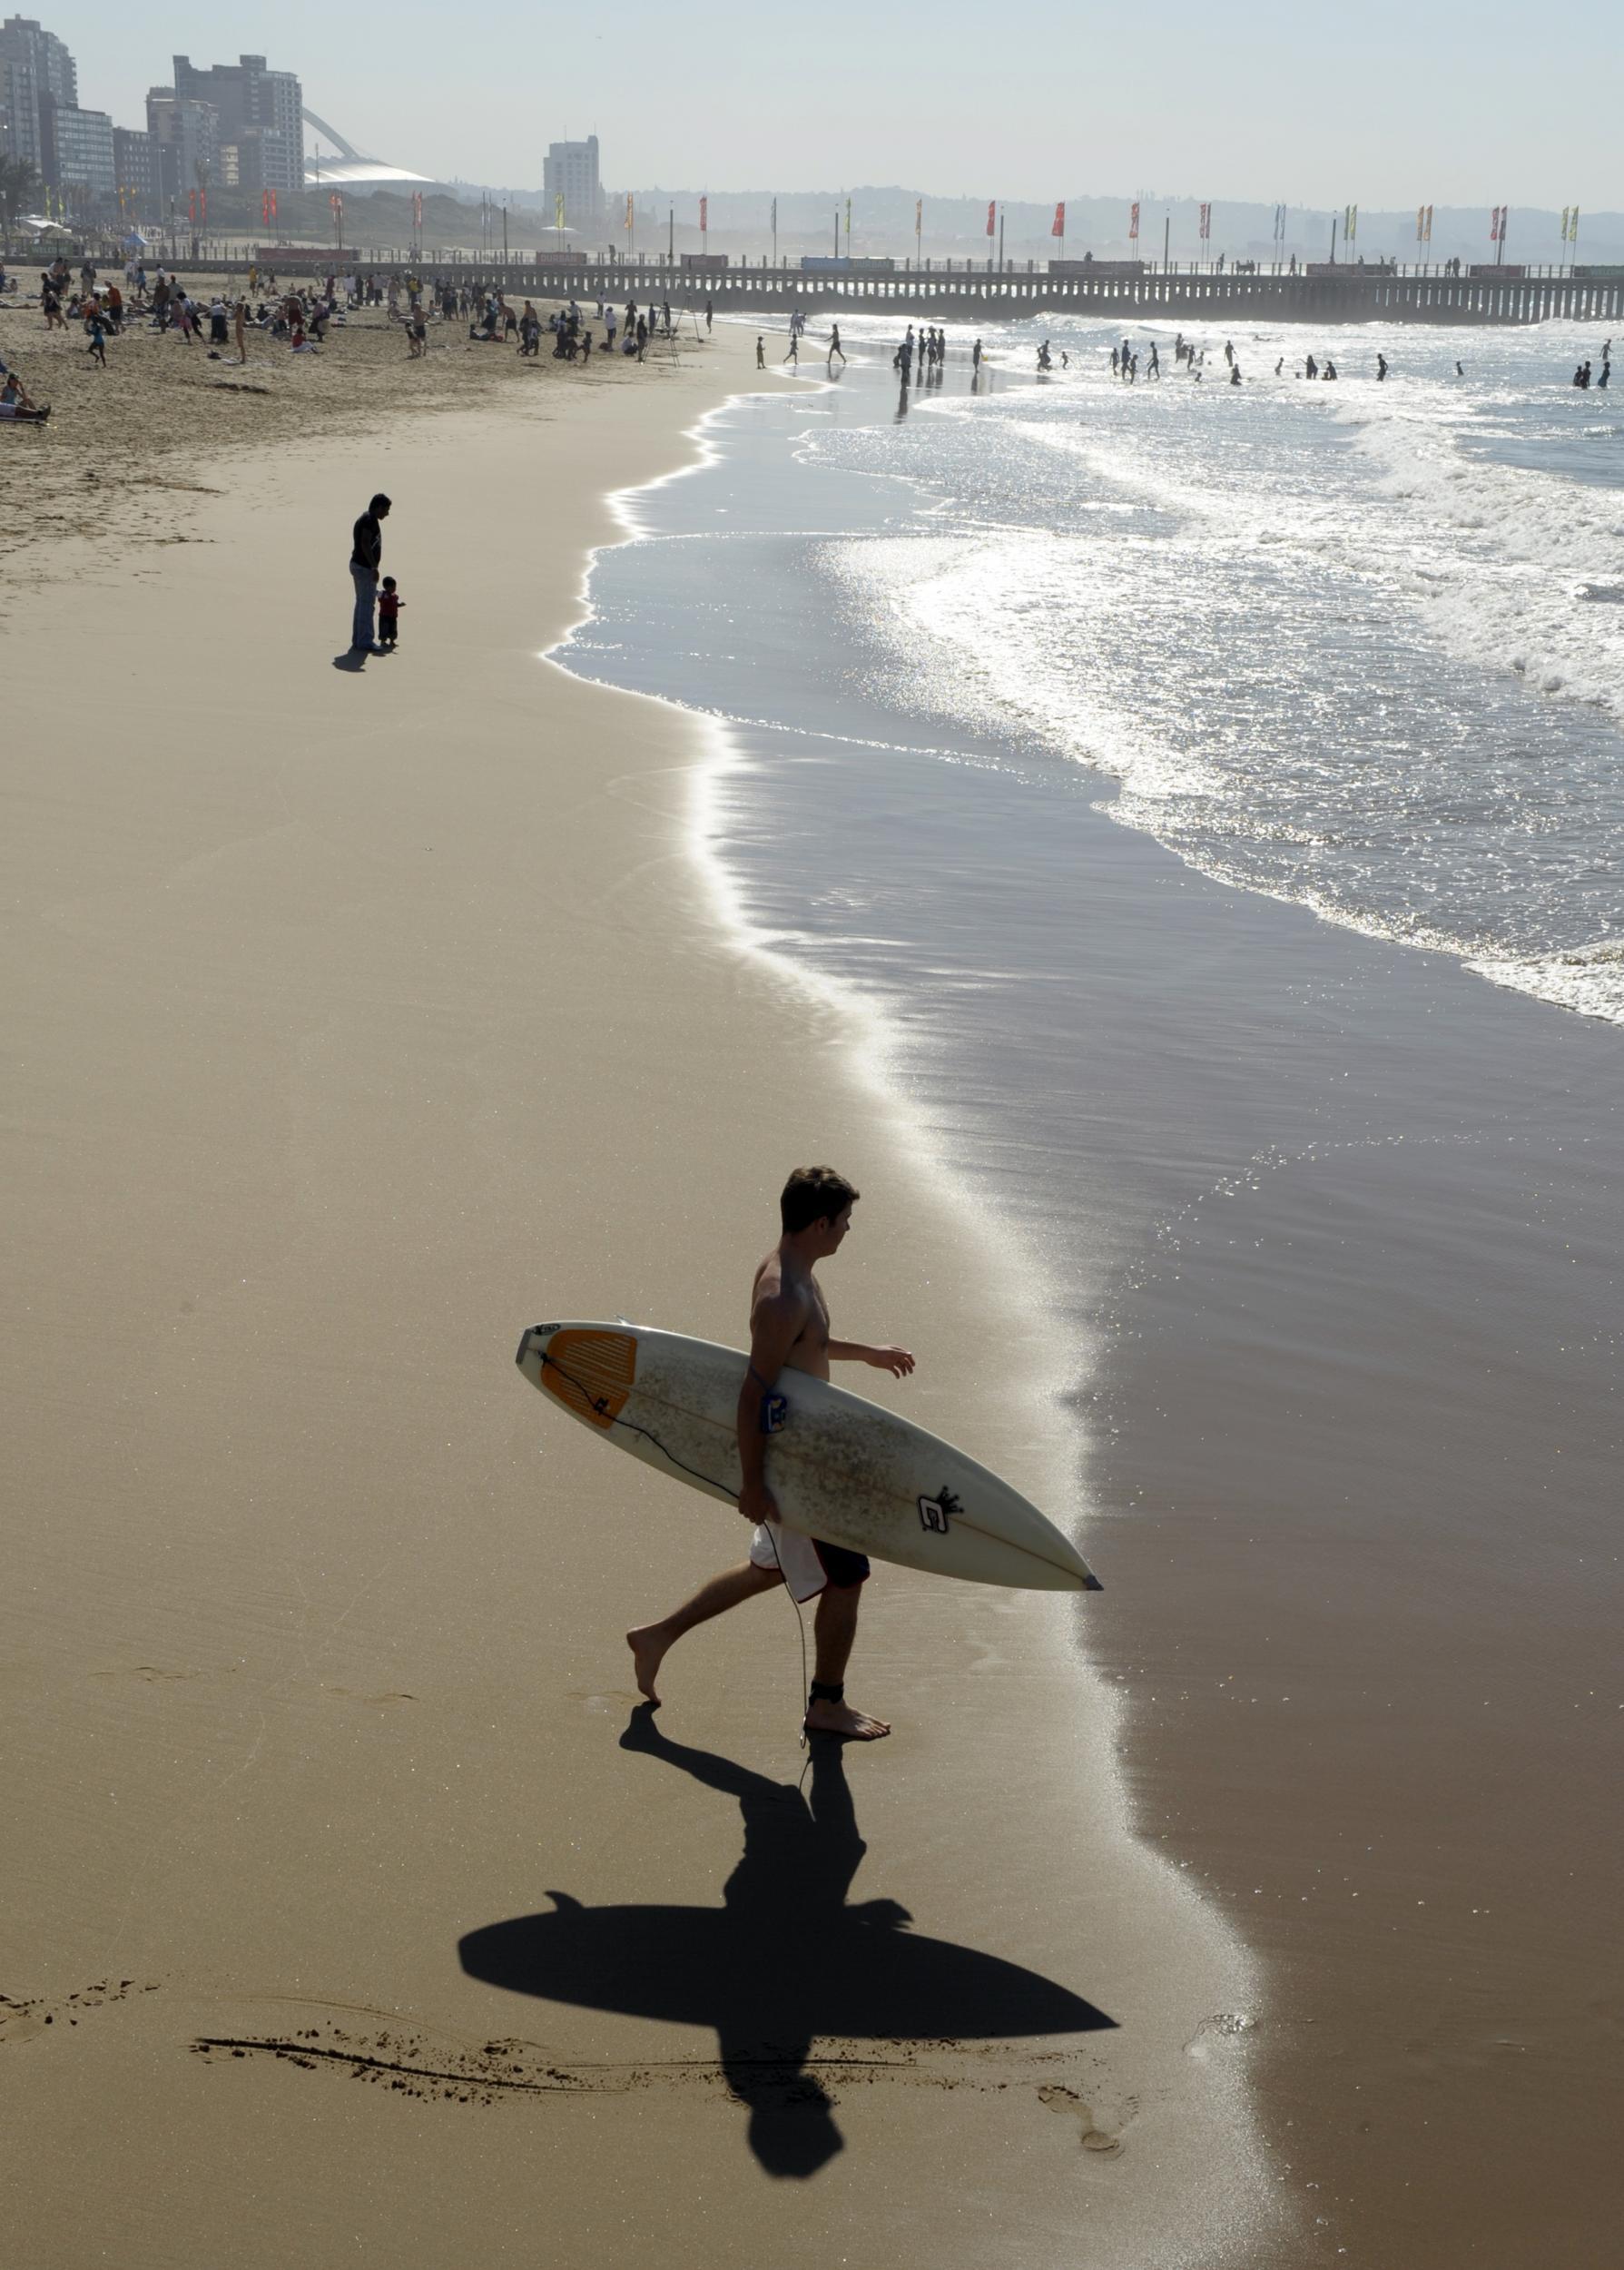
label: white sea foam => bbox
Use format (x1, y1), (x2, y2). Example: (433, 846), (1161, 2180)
(812, 321), (1624, 1024)
(1339, 393), (1624, 716)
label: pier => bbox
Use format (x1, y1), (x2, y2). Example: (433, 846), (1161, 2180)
(505, 258), (1624, 328)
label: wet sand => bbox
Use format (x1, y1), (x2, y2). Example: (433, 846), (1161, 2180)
(3, 335), (1278, 2262)
(699, 721), (1624, 2267)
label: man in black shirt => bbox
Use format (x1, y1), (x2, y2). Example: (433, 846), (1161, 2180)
(349, 492), (392, 656)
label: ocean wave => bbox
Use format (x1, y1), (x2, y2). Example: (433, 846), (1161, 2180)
(1340, 393), (1624, 716)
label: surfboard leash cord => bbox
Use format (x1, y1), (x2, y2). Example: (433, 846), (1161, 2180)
(537, 1347), (812, 1742)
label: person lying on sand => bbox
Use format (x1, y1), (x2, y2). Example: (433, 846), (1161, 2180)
(626, 1167), (914, 1742)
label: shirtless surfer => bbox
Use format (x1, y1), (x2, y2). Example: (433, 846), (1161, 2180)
(626, 1167), (914, 1741)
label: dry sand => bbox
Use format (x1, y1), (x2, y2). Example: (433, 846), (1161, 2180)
(3, 324), (1284, 2262)
(0, 281), (664, 607)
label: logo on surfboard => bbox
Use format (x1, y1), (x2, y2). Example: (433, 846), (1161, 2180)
(918, 1485), (961, 1536)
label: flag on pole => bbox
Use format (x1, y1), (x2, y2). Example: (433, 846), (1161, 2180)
(986, 200), (996, 237)
(555, 192), (566, 230)
(1424, 204), (1432, 242)
(1569, 205), (1579, 243)
(1490, 206), (1501, 242)
(699, 194), (707, 232)
(1052, 201), (1065, 238)
(916, 197), (923, 232)
(1416, 204), (1425, 242)
(1199, 202), (1210, 241)
(1344, 203), (1357, 241)
(1128, 201), (1140, 241)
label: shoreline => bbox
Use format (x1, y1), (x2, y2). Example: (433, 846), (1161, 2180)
(545, 360), (1623, 2265)
(558, 377), (1287, 2252)
(550, 385), (1289, 2241)
(5, 331), (1283, 2263)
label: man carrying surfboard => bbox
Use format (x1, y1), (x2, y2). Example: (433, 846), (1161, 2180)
(627, 1168), (914, 1741)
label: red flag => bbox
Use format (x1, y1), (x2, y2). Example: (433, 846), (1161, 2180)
(986, 200), (996, 237)
(187, 190), (195, 224)
(1128, 201), (1140, 241)
(1199, 201), (1210, 240)
(1489, 205), (1500, 241)
(1052, 202), (1065, 238)
(700, 195), (708, 232)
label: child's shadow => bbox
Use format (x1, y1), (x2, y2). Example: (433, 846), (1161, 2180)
(458, 1704), (1114, 2176)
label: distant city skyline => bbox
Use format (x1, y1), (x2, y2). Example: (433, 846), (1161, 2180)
(31, 0), (1624, 211)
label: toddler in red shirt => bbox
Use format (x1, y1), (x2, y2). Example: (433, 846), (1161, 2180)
(378, 575), (403, 648)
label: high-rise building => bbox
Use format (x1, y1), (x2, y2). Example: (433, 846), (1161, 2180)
(38, 88), (113, 202)
(170, 52), (302, 194)
(543, 136), (603, 230)
(145, 85), (221, 204)
(113, 124), (158, 215)
(0, 13), (77, 175)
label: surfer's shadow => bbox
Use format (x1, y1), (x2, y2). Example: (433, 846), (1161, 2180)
(458, 1705), (1115, 2177)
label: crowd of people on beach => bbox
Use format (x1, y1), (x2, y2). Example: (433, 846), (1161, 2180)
(5, 248), (1614, 434)
(0, 254), (695, 422)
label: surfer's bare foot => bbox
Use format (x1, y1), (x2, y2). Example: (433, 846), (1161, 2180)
(625, 1624), (669, 1704)
(804, 1697), (891, 1741)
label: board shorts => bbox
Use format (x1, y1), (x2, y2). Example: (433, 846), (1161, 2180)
(750, 1521), (870, 1604)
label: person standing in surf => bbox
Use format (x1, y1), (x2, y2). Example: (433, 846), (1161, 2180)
(626, 1167), (914, 1741)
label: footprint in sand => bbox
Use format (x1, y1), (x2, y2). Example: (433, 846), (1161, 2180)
(1037, 2083), (1124, 2155)
(1185, 2011), (1257, 2062)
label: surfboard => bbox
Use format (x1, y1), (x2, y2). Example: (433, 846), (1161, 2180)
(516, 1320), (1101, 1593)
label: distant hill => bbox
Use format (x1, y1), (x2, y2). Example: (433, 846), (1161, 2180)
(249, 180), (1620, 269)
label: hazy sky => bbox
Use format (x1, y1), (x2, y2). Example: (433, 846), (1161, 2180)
(49, 1), (1622, 208)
